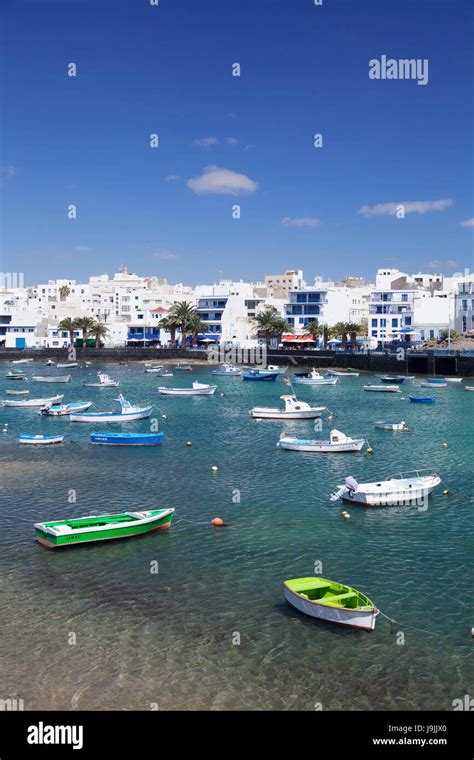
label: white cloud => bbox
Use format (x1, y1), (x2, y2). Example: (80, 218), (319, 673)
(165, 174), (180, 182)
(282, 216), (320, 227)
(227, 137), (239, 145)
(460, 217), (474, 228)
(359, 199), (453, 217)
(187, 165), (259, 196)
(153, 250), (178, 261)
(192, 137), (218, 147)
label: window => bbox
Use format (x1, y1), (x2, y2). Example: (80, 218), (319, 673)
(296, 293), (307, 303)
(371, 330), (377, 337)
(308, 293), (320, 302)
(462, 300), (468, 310)
(380, 319), (386, 328)
(402, 294), (408, 302)
(371, 319), (377, 327)
(392, 319), (398, 327)
(405, 316), (412, 326)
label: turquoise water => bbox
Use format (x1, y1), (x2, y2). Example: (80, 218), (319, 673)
(1, 362), (473, 710)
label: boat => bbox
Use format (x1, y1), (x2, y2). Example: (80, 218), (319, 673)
(157, 372), (174, 378)
(445, 377), (463, 383)
(82, 372), (119, 388)
(211, 363), (242, 376)
(45, 359), (55, 366)
(57, 362), (79, 368)
(3, 394), (64, 408)
(158, 381), (217, 396)
(250, 394), (326, 420)
(175, 364), (192, 371)
(266, 365), (287, 374)
(70, 394), (154, 422)
(40, 401), (93, 416)
(284, 577), (379, 632)
(465, 386), (474, 392)
(242, 371), (278, 381)
(374, 420), (408, 431)
(34, 507), (175, 548)
(31, 375), (71, 383)
(426, 378), (447, 384)
(6, 389), (30, 395)
(6, 371), (27, 380)
(378, 375), (407, 383)
(90, 431), (165, 445)
(408, 396), (436, 403)
(144, 365), (164, 373)
(19, 434), (64, 445)
(420, 382), (447, 388)
(293, 370), (338, 385)
(10, 358), (34, 364)
(330, 470), (441, 507)
(327, 369), (359, 377)
(278, 429), (365, 453)
(363, 384), (400, 393)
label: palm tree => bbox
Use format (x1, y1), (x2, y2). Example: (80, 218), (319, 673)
(271, 316), (293, 342)
(346, 322), (363, 351)
(58, 317), (78, 348)
(91, 321), (109, 348)
(187, 313), (208, 346)
(332, 322), (349, 350)
(74, 316), (96, 350)
(169, 301), (197, 348)
(304, 321), (322, 346)
(158, 316), (179, 346)
(253, 310), (278, 347)
(59, 285), (70, 301)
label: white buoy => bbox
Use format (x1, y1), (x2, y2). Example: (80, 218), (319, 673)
(186, 441), (192, 447)
(442, 442), (448, 448)
(341, 510), (351, 520)
(162, 414), (167, 419)
(211, 465), (218, 472)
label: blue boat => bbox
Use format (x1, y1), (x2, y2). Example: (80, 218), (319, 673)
(379, 375), (407, 383)
(90, 432), (165, 446)
(242, 371), (278, 381)
(427, 378), (447, 384)
(408, 396), (436, 403)
(19, 433), (64, 445)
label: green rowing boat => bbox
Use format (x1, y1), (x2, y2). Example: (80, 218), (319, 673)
(35, 508), (174, 548)
(284, 576), (379, 631)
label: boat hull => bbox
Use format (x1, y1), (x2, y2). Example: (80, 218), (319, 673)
(284, 587), (378, 632)
(293, 378), (338, 385)
(364, 385), (400, 392)
(31, 376), (71, 383)
(278, 438), (365, 452)
(19, 435), (64, 445)
(340, 476), (441, 506)
(70, 406), (154, 422)
(35, 508), (174, 548)
(158, 387), (216, 395)
(4, 395), (64, 408)
(90, 432), (164, 445)
(242, 373), (278, 381)
(250, 408), (324, 419)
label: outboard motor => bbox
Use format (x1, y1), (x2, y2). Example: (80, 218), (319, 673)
(345, 476), (359, 496)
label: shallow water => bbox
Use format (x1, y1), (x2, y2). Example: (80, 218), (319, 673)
(1, 362), (472, 710)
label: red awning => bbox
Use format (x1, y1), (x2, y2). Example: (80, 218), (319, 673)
(281, 334), (316, 342)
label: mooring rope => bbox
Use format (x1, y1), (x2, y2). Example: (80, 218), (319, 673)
(378, 609), (448, 638)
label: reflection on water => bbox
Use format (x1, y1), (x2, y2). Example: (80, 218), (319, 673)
(1, 363), (473, 709)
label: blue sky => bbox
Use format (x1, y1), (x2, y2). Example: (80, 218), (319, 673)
(1, 0), (473, 285)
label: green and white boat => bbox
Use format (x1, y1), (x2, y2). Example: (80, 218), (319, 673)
(35, 508), (175, 548)
(284, 576), (379, 631)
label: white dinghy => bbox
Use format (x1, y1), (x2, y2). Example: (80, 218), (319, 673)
(31, 375), (71, 383)
(3, 394), (64, 408)
(293, 369), (338, 386)
(277, 429), (365, 453)
(250, 394), (325, 420)
(158, 382), (217, 396)
(19, 434), (64, 445)
(330, 471), (441, 507)
(363, 384), (400, 393)
(374, 420), (408, 431)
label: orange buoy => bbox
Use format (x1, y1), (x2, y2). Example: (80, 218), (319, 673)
(211, 517), (225, 527)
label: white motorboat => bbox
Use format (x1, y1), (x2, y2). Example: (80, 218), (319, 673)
(277, 429), (365, 453)
(444, 377), (463, 383)
(250, 394), (325, 420)
(158, 382), (217, 396)
(330, 471), (441, 507)
(465, 386), (474, 392)
(420, 382), (447, 388)
(82, 372), (119, 388)
(327, 369), (360, 377)
(45, 359), (55, 366)
(3, 394), (64, 408)
(363, 384), (400, 393)
(40, 401), (93, 416)
(211, 363), (242, 376)
(374, 420), (408, 431)
(31, 375), (71, 383)
(10, 358), (34, 364)
(70, 394), (154, 422)
(6, 389), (30, 395)
(266, 365), (287, 374)
(19, 434), (64, 445)
(293, 370), (338, 386)
(56, 362), (79, 368)
(144, 365), (164, 373)
(175, 364), (193, 371)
